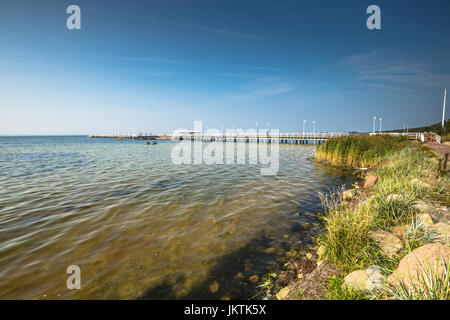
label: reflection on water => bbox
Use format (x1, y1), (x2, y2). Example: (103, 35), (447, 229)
(0, 136), (356, 299)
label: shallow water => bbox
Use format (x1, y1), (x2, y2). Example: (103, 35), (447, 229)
(0, 136), (356, 299)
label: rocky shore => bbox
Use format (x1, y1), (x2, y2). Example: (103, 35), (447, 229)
(271, 141), (450, 300)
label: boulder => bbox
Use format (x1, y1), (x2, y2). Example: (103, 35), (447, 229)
(430, 222), (450, 244)
(364, 175), (378, 189)
(343, 189), (357, 201)
(370, 230), (403, 258)
(276, 286), (292, 300)
(388, 243), (450, 289)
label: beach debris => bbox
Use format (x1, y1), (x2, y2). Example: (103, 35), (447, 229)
(363, 175), (378, 189)
(370, 230), (403, 258)
(388, 243), (450, 290)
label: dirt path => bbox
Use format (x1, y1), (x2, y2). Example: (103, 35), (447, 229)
(426, 142), (450, 156)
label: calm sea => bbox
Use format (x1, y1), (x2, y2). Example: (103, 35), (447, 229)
(0, 136), (356, 299)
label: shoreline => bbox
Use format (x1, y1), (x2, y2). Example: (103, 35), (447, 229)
(269, 136), (450, 300)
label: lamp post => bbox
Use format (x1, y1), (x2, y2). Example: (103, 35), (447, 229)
(443, 88), (447, 130)
(379, 118), (382, 133)
(266, 122), (270, 137)
(373, 116), (376, 133)
(256, 122), (259, 141)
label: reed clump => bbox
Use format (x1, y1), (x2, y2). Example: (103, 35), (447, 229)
(315, 135), (411, 167)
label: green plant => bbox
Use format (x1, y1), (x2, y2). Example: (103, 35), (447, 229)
(403, 217), (439, 253)
(326, 276), (368, 300)
(320, 204), (376, 271)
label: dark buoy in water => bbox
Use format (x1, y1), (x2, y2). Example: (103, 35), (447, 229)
(146, 141), (157, 145)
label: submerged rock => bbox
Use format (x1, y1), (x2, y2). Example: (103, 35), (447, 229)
(388, 243), (450, 290)
(209, 281), (220, 293)
(370, 230), (403, 258)
(249, 275), (259, 283)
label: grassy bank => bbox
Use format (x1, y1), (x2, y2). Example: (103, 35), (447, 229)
(317, 136), (449, 299)
(271, 135), (449, 300)
(315, 135), (414, 167)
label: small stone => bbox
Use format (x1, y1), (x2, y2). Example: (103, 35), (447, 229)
(343, 189), (357, 201)
(299, 222), (312, 229)
(364, 175), (378, 189)
(306, 253), (313, 260)
(417, 213), (434, 228)
(370, 230), (403, 258)
(249, 275), (259, 283)
(276, 286), (292, 300)
(297, 272), (303, 279)
(209, 281), (220, 293)
(282, 234), (289, 240)
(264, 247), (277, 254)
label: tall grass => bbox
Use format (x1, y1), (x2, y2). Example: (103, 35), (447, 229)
(318, 144), (442, 273)
(316, 135), (411, 167)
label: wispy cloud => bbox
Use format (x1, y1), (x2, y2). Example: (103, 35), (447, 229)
(89, 54), (187, 64)
(204, 77), (293, 107)
(341, 49), (450, 89)
(147, 16), (264, 40)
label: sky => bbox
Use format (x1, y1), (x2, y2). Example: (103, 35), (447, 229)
(0, 0), (450, 135)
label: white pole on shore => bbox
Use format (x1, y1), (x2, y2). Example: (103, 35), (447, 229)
(379, 118), (382, 133)
(373, 116), (376, 133)
(303, 120), (306, 136)
(442, 88), (447, 129)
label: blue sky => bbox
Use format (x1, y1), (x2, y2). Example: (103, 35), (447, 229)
(1, 0), (450, 134)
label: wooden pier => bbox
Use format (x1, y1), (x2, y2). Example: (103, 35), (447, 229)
(89, 132), (350, 144)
